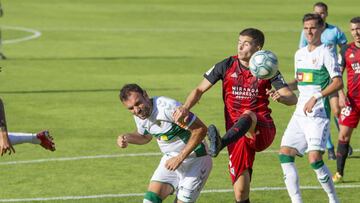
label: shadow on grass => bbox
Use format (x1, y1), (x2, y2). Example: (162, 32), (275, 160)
(0, 87), (180, 94)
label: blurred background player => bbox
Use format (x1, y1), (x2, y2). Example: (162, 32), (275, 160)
(332, 16), (360, 184)
(173, 28), (297, 203)
(0, 0), (6, 60)
(299, 1), (351, 160)
(117, 84), (212, 203)
(279, 13), (342, 203)
(0, 98), (55, 155)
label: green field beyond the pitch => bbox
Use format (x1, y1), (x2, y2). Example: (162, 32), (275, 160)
(0, 0), (359, 202)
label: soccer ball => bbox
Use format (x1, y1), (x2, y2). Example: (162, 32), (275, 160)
(249, 50), (278, 80)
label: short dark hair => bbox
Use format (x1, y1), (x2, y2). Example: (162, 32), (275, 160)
(119, 83), (144, 102)
(239, 28), (265, 48)
(313, 2), (328, 11)
(350, 16), (360, 24)
(303, 13), (324, 27)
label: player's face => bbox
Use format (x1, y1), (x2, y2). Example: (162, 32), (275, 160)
(303, 19), (322, 45)
(313, 6), (327, 21)
(122, 91), (152, 120)
(237, 35), (260, 61)
(350, 22), (360, 44)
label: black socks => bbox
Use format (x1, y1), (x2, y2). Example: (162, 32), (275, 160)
(221, 114), (252, 147)
(336, 140), (349, 176)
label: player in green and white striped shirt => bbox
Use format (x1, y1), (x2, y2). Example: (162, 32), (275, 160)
(279, 13), (343, 203)
(117, 84), (212, 203)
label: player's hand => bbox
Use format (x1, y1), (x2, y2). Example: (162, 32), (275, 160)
(338, 94), (349, 109)
(117, 135), (128, 148)
(173, 106), (190, 124)
(165, 156), (183, 171)
(303, 97), (317, 116)
(0, 132), (15, 156)
(266, 88), (281, 102)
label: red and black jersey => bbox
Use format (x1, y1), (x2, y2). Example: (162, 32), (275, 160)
(204, 55), (288, 130)
(339, 42), (360, 101)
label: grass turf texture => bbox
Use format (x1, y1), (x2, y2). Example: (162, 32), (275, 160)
(0, 0), (359, 202)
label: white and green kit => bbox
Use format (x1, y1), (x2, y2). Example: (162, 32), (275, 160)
(281, 44), (342, 155)
(135, 96), (212, 202)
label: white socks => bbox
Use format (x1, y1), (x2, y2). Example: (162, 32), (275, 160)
(281, 162), (303, 203)
(313, 162), (339, 203)
(8, 132), (40, 145)
(280, 155), (339, 203)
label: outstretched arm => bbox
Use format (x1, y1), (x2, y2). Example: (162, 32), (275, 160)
(0, 99), (15, 156)
(183, 79), (213, 110)
(286, 79), (298, 91)
(268, 86), (298, 106)
(117, 132), (152, 148)
(173, 79), (213, 123)
(165, 117), (207, 171)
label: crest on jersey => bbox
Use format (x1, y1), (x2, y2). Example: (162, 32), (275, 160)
(160, 135), (168, 141)
(297, 72), (313, 82)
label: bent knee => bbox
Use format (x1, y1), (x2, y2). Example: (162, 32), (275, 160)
(234, 188), (250, 202)
(279, 146), (298, 157)
(243, 110), (257, 123)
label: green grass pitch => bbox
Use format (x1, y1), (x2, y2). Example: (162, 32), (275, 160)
(0, 0), (359, 202)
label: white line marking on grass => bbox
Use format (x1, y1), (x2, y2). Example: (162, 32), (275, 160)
(0, 152), (162, 165)
(0, 149), (358, 166)
(1, 26), (42, 44)
(0, 185), (359, 202)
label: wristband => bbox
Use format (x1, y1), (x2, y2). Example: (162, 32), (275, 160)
(313, 92), (323, 100)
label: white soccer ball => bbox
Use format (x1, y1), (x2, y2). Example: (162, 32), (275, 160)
(249, 50), (278, 80)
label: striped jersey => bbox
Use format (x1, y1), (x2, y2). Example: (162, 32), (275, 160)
(134, 96), (207, 157)
(294, 44), (342, 118)
(339, 42), (360, 101)
(204, 55), (288, 130)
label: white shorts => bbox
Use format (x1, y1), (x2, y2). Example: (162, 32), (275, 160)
(151, 154), (212, 202)
(281, 115), (329, 156)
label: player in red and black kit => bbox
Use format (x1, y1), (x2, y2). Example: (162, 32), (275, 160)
(332, 16), (360, 183)
(173, 28), (297, 203)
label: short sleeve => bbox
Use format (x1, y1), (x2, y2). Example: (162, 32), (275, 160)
(336, 27), (348, 45)
(270, 71), (289, 90)
(161, 97), (197, 130)
(134, 116), (146, 135)
(203, 57), (233, 84)
(338, 44), (348, 69)
(324, 48), (342, 78)
(161, 98), (182, 123)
